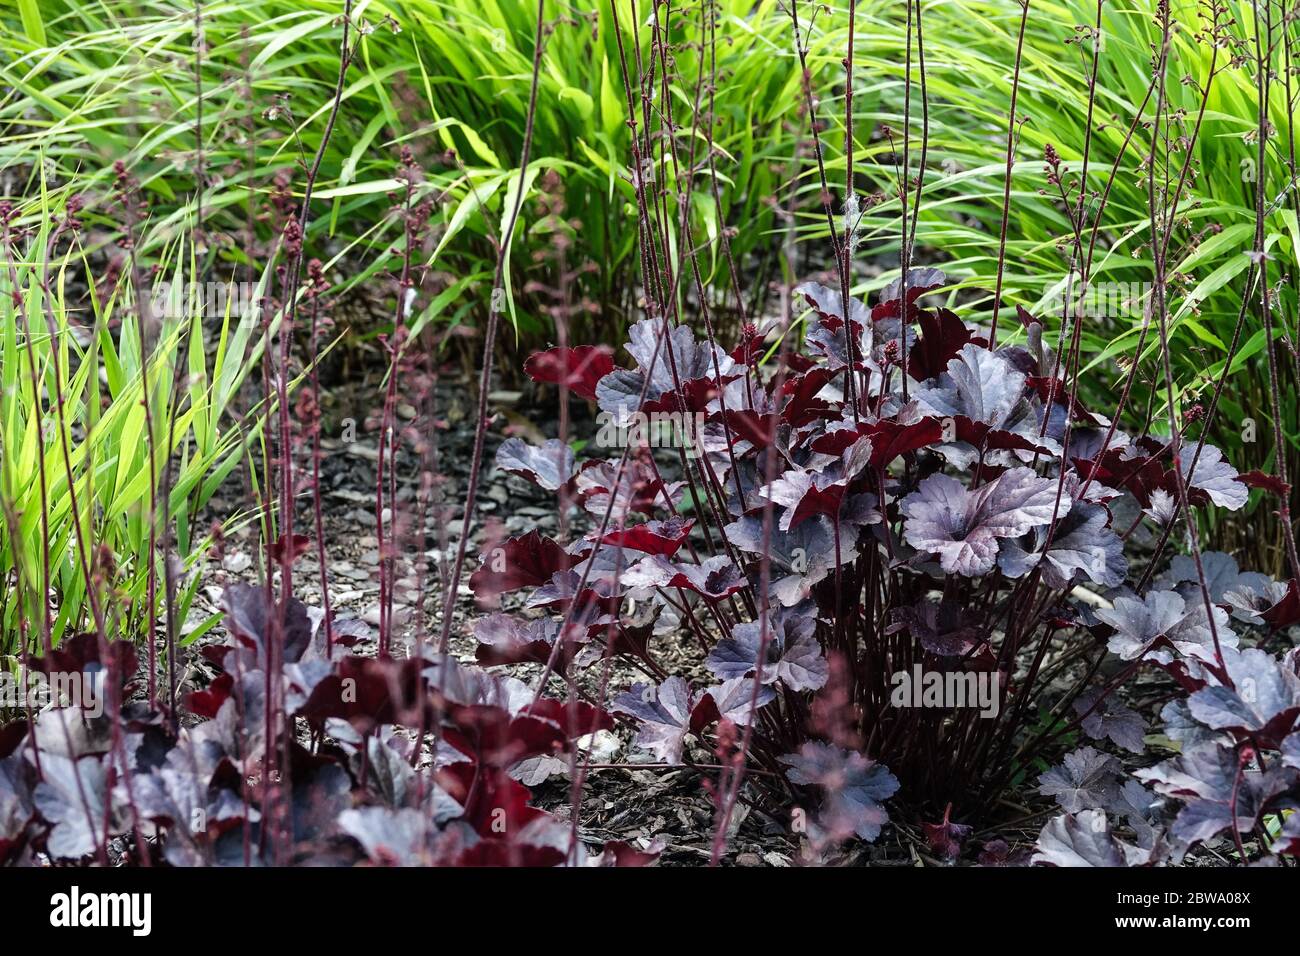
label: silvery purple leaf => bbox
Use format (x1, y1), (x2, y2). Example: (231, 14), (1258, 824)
(1223, 578), (1292, 626)
(620, 554), (746, 601)
(1187, 647), (1300, 743)
(780, 742), (899, 842)
(724, 514), (852, 606)
(594, 369), (653, 422)
(511, 754), (571, 787)
(1032, 810), (1145, 867)
(474, 614), (566, 667)
(706, 603), (827, 691)
(997, 502), (1126, 588)
(705, 678), (776, 725)
(759, 469), (842, 531)
(612, 676), (708, 765)
(1178, 444), (1248, 510)
(901, 468), (1068, 576)
(338, 806), (467, 867)
(0, 754), (32, 849)
(1096, 590), (1238, 665)
(1068, 426), (1132, 463)
(1157, 551), (1271, 605)
(1281, 733), (1300, 770)
(31, 753), (128, 859)
(1074, 690), (1146, 754)
(795, 281), (872, 328)
(795, 282), (874, 372)
(878, 266), (949, 306)
(1136, 744), (1297, 844)
(495, 437), (576, 491)
(1106, 779), (1162, 849)
(914, 344), (1026, 427)
(1143, 488), (1178, 526)
(1159, 699), (1228, 750)
(596, 318), (736, 420)
(1037, 746), (1122, 813)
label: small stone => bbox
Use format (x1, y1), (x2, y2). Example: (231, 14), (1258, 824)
(223, 551), (251, 573)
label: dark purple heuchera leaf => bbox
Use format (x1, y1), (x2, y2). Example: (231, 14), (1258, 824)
(269, 532), (312, 566)
(621, 554), (746, 601)
(922, 804), (973, 860)
(914, 345), (1066, 469)
(1261, 578), (1300, 628)
(592, 516), (694, 557)
(706, 603), (827, 691)
(780, 742), (899, 842)
(1106, 778), (1164, 850)
(1037, 746), (1122, 813)
(523, 345), (614, 402)
(1142, 488), (1179, 526)
(1177, 444), (1248, 511)
(901, 468), (1067, 576)
(526, 569), (621, 618)
(474, 614), (569, 668)
(908, 308), (974, 381)
(1187, 648), (1300, 746)
(132, 749), (255, 867)
(720, 408), (780, 450)
(301, 656), (431, 734)
(780, 367), (837, 428)
(759, 437), (874, 531)
(468, 531), (583, 601)
(1239, 469), (1291, 498)
(442, 705), (568, 769)
(1223, 576), (1293, 626)
(760, 468), (850, 532)
(612, 677), (717, 765)
(877, 266), (949, 310)
(724, 514), (854, 606)
(1074, 690), (1146, 754)
(595, 318), (736, 420)
(495, 437), (576, 491)
(1096, 590), (1238, 666)
(812, 414), (946, 469)
(573, 456), (681, 519)
(978, 838), (1031, 867)
(997, 502), (1126, 589)
(222, 582), (313, 664)
(1032, 810), (1147, 867)
(1136, 744), (1298, 844)
(1075, 444), (1169, 508)
(588, 839), (663, 867)
(797, 281), (872, 329)
(437, 763), (550, 843)
(888, 600), (982, 657)
(575, 607), (658, 666)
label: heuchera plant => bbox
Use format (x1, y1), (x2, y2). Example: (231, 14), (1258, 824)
(0, 585), (653, 867)
(498, 268), (1300, 864)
